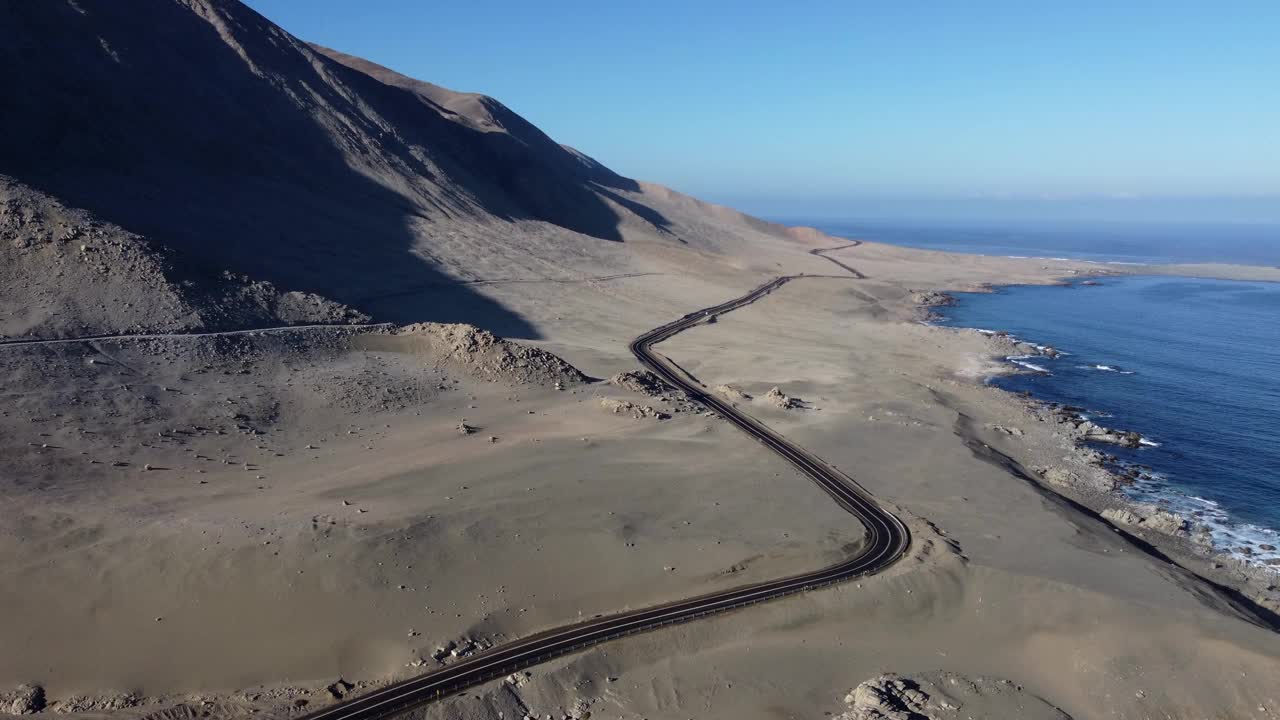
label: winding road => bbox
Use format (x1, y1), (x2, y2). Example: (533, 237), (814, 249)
(298, 246), (910, 720)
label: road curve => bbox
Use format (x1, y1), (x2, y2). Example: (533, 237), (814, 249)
(297, 271), (909, 720)
(810, 241), (867, 278)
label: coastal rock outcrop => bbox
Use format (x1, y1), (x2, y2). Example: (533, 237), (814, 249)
(911, 290), (956, 308)
(1043, 405), (1148, 449)
(1139, 506), (1189, 536)
(1101, 508), (1142, 526)
(1101, 504), (1189, 536)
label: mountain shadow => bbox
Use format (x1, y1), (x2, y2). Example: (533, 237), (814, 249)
(0, 0), (674, 338)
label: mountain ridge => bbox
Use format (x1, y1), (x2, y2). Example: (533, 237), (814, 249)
(0, 0), (835, 340)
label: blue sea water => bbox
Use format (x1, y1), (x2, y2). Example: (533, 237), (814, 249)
(803, 219), (1280, 267)
(940, 276), (1280, 564)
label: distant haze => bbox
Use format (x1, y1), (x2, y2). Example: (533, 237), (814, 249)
(742, 195), (1280, 225)
(245, 1), (1279, 224)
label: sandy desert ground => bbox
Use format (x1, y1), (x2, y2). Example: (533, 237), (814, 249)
(4, 236), (1280, 720)
(5, 3), (1280, 719)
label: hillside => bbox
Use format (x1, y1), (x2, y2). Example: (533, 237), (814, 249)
(0, 0), (825, 341)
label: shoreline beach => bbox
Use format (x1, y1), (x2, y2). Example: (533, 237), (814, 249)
(922, 278), (1280, 616)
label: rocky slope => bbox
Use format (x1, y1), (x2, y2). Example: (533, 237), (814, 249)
(0, 178), (367, 339)
(0, 0), (833, 341)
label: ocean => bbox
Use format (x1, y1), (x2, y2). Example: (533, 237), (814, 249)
(803, 219), (1280, 566)
(804, 219), (1280, 267)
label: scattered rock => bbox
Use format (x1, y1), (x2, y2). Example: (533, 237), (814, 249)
(431, 643), (454, 662)
(608, 370), (671, 397)
(987, 424), (1024, 437)
(52, 692), (141, 713)
(396, 323), (590, 388)
(326, 679), (354, 700)
(599, 398), (669, 420)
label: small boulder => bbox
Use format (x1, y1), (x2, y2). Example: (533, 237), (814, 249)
(764, 386), (803, 409)
(715, 384), (752, 403)
(842, 674), (928, 719)
(1, 685), (46, 715)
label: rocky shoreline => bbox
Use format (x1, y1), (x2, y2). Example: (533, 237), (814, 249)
(923, 290), (1280, 617)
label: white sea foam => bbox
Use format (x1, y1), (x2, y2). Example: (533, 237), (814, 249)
(1076, 363), (1135, 374)
(1007, 355), (1050, 373)
(1123, 468), (1280, 567)
(1138, 438), (1161, 447)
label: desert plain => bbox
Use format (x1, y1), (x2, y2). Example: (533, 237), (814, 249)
(3, 3), (1280, 719)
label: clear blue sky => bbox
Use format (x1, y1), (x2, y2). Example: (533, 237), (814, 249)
(245, 1), (1279, 222)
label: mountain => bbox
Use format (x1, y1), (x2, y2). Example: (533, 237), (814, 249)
(0, 0), (825, 339)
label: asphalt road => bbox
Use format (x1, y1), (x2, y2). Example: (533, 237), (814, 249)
(809, 242), (868, 278)
(298, 268), (909, 720)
